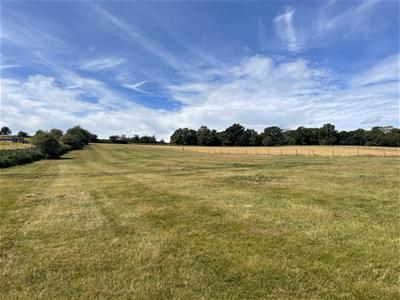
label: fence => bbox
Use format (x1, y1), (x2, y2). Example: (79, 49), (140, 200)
(152, 145), (400, 158)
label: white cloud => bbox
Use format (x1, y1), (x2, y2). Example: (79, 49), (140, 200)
(1, 55), (398, 140)
(274, 8), (301, 52)
(350, 54), (400, 87)
(80, 57), (126, 71)
(124, 81), (148, 93)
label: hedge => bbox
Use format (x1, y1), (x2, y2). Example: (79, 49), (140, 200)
(0, 148), (44, 168)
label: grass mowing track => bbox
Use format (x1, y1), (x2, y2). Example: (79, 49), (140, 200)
(0, 143), (399, 299)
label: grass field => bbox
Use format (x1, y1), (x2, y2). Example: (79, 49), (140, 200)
(0, 141), (32, 150)
(156, 145), (400, 157)
(1, 143), (399, 298)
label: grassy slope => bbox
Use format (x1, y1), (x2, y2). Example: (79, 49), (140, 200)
(0, 144), (399, 299)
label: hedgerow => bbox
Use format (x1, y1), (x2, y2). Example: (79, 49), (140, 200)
(0, 148), (44, 168)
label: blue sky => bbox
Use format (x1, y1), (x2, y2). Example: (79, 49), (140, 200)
(1, 0), (399, 139)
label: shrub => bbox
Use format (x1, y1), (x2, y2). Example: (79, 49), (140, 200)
(0, 148), (44, 168)
(32, 132), (64, 159)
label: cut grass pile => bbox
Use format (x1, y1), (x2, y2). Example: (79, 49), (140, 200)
(0, 143), (399, 298)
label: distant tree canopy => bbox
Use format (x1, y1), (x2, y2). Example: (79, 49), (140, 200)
(170, 128), (197, 145)
(1, 127), (12, 135)
(62, 126), (93, 150)
(17, 131), (29, 138)
(108, 134), (158, 144)
(169, 124), (400, 147)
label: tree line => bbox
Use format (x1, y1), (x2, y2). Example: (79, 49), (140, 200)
(107, 134), (164, 144)
(0, 125), (97, 168)
(170, 124), (400, 147)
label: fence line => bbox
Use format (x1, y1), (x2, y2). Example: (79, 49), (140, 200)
(153, 145), (400, 158)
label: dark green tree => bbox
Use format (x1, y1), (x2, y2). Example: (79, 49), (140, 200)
(319, 124), (338, 145)
(220, 123), (245, 146)
(197, 126), (220, 146)
(17, 131), (29, 138)
(32, 132), (63, 159)
(170, 128), (197, 145)
(261, 126), (285, 146)
(50, 129), (63, 139)
(0, 126), (11, 135)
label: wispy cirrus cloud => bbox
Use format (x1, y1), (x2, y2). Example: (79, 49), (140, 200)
(80, 57), (126, 71)
(274, 8), (301, 52)
(272, 1), (380, 52)
(124, 81), (148, 93)
(350, 54), (400, 87)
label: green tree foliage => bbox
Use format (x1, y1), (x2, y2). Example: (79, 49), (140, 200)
(197, 126), (221, 146)
(170, 128), (198, 145)
(286, 127), (319, 145)
(168, 123), (399, 147)
(319, 123), (338, 145)
(260, 126), (285, 146)
(50, 129), (63, 139)
(0, 148), (44, 168)
(365, 126), (400, 146)
(32, 131), (64, 159)
(62, 126), (91, 150)
(220, 123), (245, 146)
(17, 131), (29, 138)
(1, 126), (12, 135)
(139, 135), (157, 144)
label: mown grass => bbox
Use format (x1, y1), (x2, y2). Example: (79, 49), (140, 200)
(0, 141), (31, 150)
(0, 144), (399, 299)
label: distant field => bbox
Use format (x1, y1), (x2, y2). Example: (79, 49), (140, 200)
(0, 144), (399, 298)
(156, 145), (400, 157)
(0, 142), (31, 150)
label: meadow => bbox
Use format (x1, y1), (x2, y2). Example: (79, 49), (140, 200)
(0, 141), (31, 150)
(0, 143), (399, 298)
(155, 145), (400, 157)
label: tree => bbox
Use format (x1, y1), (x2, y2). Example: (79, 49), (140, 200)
(139, 135), (157, 144)
(319, 124), (338, 145)
(17, 131), (29, 138)
(50, 129), (63, 139)
(131, 135), (140, 143)
(220, 123), (245, 146)
(32, 131), (63, 159)
(62, 126), (92, 149)
(170, 128), (197, 145)
(261, 126), (284, 146)
(0, 126), (11, 135)
(339, 129), (365, 145)
(197, 126), (220, 146)
(109, 135), (120, 143)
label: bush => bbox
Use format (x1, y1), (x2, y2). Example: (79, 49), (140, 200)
(32, 132), (64, 159)
(62, 126), (91, 149)
(0, 148), (44, 168)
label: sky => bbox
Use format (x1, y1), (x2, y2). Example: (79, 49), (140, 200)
(1, 0), (399, 140)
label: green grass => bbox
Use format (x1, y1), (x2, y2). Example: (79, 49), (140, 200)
(1, 144), (399, 299)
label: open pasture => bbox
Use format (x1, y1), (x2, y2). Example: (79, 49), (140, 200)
(0, 143), (399, 298)
(156, 145), (400, 157)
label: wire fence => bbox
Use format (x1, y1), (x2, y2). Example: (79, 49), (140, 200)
(153, 145), (400, 158)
